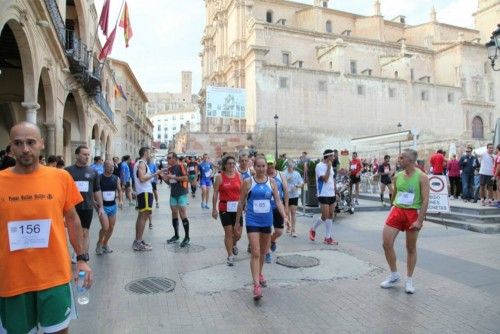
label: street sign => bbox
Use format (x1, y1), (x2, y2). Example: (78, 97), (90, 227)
(427, 175), (450, 213)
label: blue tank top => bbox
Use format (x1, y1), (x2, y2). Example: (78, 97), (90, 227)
(100, 174), (118, 206)
(245, 177), (273, 227)
(270, 172), (284, 209)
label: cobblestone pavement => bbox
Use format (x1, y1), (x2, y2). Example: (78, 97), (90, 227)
(70, 184), (500, 334)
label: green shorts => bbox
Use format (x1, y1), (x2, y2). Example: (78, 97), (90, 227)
(188, 174), (197, 181)
(0, 283), (75, 334)
(170, 194), (188, 207)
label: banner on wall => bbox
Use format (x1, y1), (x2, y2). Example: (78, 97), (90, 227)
(206, 86), (246, 119)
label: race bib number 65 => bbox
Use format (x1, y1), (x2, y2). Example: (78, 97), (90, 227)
(8, 219), (51, 251)
(253, 200), (271, 213)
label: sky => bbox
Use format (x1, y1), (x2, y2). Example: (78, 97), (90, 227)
(94, 0), (477, 94)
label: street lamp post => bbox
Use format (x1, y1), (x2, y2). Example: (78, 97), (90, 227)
(274, 114), (279, 159)
(397, 122), (402, 154)
(485, 24), (500, 71)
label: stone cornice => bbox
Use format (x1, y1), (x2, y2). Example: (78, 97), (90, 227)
(258, 22), (435, 55)
(406, 22), (479, 34)
(473, 2), (500, 16)
(461, 99), (495, 108)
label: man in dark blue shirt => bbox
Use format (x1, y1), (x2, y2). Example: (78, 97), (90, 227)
(459, 147), (479, 202)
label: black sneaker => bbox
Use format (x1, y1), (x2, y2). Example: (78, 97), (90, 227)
(180, 237), (190, 248)
(167, 236), (179, 244)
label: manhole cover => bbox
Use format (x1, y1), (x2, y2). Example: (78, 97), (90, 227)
(166, 243), (206, 253)
(125, 277), (176, 295)
(276, 254), (320, 268)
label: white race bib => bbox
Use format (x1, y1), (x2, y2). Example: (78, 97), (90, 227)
(253, 200), (271, 213)
(102, 191), (116, 201)
(8, 219), (51, 251)
(189, 166), (195, 171)
(205, 171), (212, 178)
(384, 167), (389, 174)
(227, 201), (238, 212)
(75, 181), (89, 192)
(350, 164), (357, 170)
(396, 192), (415, 205)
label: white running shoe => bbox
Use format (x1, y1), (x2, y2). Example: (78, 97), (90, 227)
(405, 279), (415, 294)
(227, 256), (235, 266)
(380, 273), (401, 288)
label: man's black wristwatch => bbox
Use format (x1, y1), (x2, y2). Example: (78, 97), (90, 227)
(76, 253), (89, 262)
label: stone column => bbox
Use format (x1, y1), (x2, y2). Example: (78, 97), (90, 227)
(45, 123), (56, 156)
(21, 102), (40, 124)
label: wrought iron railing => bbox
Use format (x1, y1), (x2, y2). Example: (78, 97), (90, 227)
(94, 93), (114, 123)
(127, 109), (136, 121)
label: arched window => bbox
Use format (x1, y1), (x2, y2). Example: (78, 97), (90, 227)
(266, 10), (273, 23)
(472, 116), (484, 139)
(326, 20), (332, 33)
(394, 71), (399, 78)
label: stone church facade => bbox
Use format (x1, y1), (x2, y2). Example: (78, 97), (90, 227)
(200, 0), (499, 157)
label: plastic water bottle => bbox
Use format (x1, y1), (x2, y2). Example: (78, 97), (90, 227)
(77, 271), (89, 305)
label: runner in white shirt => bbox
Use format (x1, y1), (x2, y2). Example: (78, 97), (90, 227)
(309, 149), (338, 245)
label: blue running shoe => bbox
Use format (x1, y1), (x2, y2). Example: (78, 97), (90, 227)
(265, 252), (272, 263)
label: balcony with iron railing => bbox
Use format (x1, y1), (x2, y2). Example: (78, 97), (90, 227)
(94, 92), (114, 123)
(45, 0), (102, 96)
(126, 109), (136, 122)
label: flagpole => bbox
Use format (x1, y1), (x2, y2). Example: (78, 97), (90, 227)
(98, 0), (126, 64)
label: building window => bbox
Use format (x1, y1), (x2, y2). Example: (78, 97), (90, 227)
(173, 126), (177, 131)
(172, 116), (176, 120)
(362, 69), (372, 76)
(357, 85), (365, 96)
(421, 90), (429, 101)
(329, 61), (333, 70)
(180, 115), (184, 120)
(410, 68), (415, 81)
(282, 52), (290, 66)
(279, 77), (289, 89)
(472, 116), (484, 139)
(297, 60), (303, 68)
(157, 125), (161, 131)
(326, 20), (332, 33)
(157, 134), (161, 139)
(350, 60), (357, 74)
(323, 1), (328, 7)
(318, 81), (327, 92)
(266, 10), (273, 23)
(489, 83), (495, 101)
(447, 93), (454, 103)
(394, 71), (399, 78)
(389, 87), (396, 98)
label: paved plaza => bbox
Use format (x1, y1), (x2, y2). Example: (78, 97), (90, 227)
(71, 184), (500, 334)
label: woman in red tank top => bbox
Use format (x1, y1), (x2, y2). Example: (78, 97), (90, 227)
(212, 155), (242, 266)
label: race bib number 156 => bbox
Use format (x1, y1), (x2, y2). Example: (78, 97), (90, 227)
(8, 219), (51, 251)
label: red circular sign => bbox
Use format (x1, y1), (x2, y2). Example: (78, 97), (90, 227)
(428, 176), (445, 193)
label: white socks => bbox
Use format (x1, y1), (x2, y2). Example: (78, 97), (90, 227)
(325, 219), (333, 238)
(312, 218), (323, 231)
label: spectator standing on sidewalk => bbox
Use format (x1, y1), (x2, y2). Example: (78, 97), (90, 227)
(478, 143), (495, 206)
(283, 160), (303, 237)
(349, 152), (362, 205)
(429, 149), (446, 175)
(494, 145), (500, 208)
(459, 147), (478, 202)
(380, 149), (429, 294)
(447, 154), (461, 199)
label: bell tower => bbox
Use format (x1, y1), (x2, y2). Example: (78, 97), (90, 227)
(314, 0), (329, 8)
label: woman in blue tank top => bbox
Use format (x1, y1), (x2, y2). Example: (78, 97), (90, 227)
(235, 155), (288, 300)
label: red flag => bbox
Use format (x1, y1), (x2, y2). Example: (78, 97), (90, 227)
(98, 0), (110, 36)
(98, 27), (116, 61)
(119, 2), (133, 47)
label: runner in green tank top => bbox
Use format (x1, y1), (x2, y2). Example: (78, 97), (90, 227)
(380, 149), (429, 294)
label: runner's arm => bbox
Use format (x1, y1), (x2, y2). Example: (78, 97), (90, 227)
(212, 174), (221, 218)
(390, 175), (398, 203)
(116, 179), (123, 206)
(281, 173), (290, 214)
(65, 206), (93, 287)
(271, 178), (288, 224)
(235, 179), (250, 232)
(414, 173), (430, 228)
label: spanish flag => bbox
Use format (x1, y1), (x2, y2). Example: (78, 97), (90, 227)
(119, 2), (133, 47)
(114, 84), (127, 100)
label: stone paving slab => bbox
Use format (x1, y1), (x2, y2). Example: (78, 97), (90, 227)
(68, 184), (500, 334)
